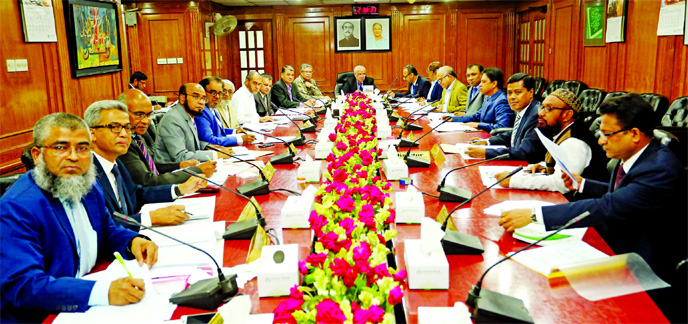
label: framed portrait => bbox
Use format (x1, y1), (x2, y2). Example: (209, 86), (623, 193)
(63, 0), (123, 78)
(335, 17), (362, 52)
(584, 0), (606, 46)
(363, 16), (391, 52)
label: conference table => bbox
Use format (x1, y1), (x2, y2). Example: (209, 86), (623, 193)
(46, 103), (669, 323)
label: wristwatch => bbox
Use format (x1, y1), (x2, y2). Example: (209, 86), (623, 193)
(174, 184), (182, 197)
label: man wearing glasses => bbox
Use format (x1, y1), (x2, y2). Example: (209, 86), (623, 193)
(196, 76), (256, 147)
(342, 65), (376, 95)
(232, 71), (275, 125)
(117, 89), (217, 187)
(84, 100), (207, 231)
(431, 66), (468, 113)
(386, 65), (430, 100)
(491, 88), (608, 200)
(155, 83), (234, 162)
(271, 65), (317, 109)
(293, 63), (329, 102)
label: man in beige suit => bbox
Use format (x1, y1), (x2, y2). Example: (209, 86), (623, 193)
(431, 66), (468, 113)
(216, 79), (238, 129)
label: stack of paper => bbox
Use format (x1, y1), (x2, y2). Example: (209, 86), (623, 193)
(139, 196), (215, 221)
(508, 240), (609, 277)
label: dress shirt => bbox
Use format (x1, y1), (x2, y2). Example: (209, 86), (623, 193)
(58, 198), (109, 306)
(426, 80), (438, 101)
(511, 106), (528, 147)
(231, 86), (260, 125)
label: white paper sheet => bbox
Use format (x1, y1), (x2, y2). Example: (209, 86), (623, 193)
(478, 165), (520, 189)
(427, 121), (478, 132)
(454, 143), (508, 160)
(535, 128), (578, 189)
(508, 240), (609, 277)
(139, 197), (215, 221)
(140, 221), (224, 247)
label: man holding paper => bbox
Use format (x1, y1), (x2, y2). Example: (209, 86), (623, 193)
(499, 94), (686, 322)
(0, 113), (158, 323)
(492, 89), (608, 200)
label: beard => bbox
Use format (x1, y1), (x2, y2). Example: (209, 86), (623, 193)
(183, 100), (204, 117)
(33, 154), (97, 204)
(537, 122), (561, 138)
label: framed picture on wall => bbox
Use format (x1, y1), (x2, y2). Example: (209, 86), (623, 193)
(63, 0), (123, 78)
(584, 0), (606, 46)
(363, 16), (391, 52)
(335, 17), (362, 52)
(605, 0), (628, 43)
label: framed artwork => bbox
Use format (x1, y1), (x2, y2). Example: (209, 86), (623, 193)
(363, 16), (391, 52)
(605, 0), (628, 43)
(584, 0), (606, 46)
(63, 0), (123, 78)
(335, 17), (362, 52)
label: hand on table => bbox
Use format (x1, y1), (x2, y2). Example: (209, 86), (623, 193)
(242, 134), (256, 144)
(108, 277), (145, 305)
(150, 205), (190, 226)
(130, 236), (158, 267)
(468, 137), (488, 145)
(465, 146), (486, 158)
(464, 122), (479, 129)
(178, 177), (207, 195)
(198, 161), (217, 177)
(454, 111), (466, 117)
(259, 116), (274, 123)
(494, 170), (512, 188)
(498, 208), (532, 232)
(179, 159), (200, 168)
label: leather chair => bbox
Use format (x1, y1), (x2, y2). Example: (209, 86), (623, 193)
(541, 80), (565, 98)
(0, 173), (23, 197)
(661, 96), (688, 127)
(562, 81), (587, 97)
(602, 91), (628, 104)
(654, 129), (686, 166)
(533, 77), (546, 99)
(334, 72), (354, 96)
(578, 89), (606, 119)
(640, 93), (670, 125)
(589, 115), (602, 138)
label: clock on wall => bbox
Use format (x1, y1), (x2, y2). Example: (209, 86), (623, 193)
(352, 4), (379, 16)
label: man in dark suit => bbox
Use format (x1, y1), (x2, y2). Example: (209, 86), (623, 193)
(271, 65), (316, 109)
(465, 73), (545, 164)
(463, 63), (485, 116)
(84, 100), (206, 231)
(499, 94), (687, 323)
(386, 65), (430, 99)
(1, 113), (157, 323)
(254, 74), (274, 117)
(117, 89), (216, 186)
(338, 22), (359, 48)
(341, 65), (376, 94)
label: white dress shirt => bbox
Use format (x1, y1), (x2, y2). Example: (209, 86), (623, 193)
(426, 80), (438, 101)
(231, 86), (260, 125)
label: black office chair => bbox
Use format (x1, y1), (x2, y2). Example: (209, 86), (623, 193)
(0, 173), (23, 197)
(640, 93), (670, 125)
(602, 91), (628, 105)
(562, 81), (587, 97)
(541, 80), (565, 99)
(533, 77), (546, 99)
(334, 72), (354, 96)
(578, 89), (606, 120)
(660, 96), (688, 127)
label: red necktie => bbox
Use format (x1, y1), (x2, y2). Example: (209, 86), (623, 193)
(614, 163), (625, 191)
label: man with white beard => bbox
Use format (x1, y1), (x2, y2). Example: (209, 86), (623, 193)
(0, 113), (158, 323)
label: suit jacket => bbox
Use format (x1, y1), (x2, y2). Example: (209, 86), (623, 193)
(271, 79), (305, 109)
(431, 79), (468, 113)
(254, 92), (273, 117)
(341, 76), (376, 95)
(196, 106), (240, 147)
(452, 89), (514, 133)
(339, 36), (360, 47)
(465, 85), (485, 116)
(216, 101), (239, 129)
(542, 140), (687, 281)
(154, 103), (215, 162)
(0, 172), (138, 323)
(119, 134), (201, 186)
(486, 100), (546, 163)
(426, 80), (443, 102)
(94, 157), (174, 232)
(396, 75), (431, 99)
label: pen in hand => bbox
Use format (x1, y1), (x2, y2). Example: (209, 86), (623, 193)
(114, 251), (134, 279)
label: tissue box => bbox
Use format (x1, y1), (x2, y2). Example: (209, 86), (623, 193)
(314, 142), (334, 159)
(280, 196), (312, 228)
(404, 239), (449, 289)
(395, 191), (424, 223)
(323, 118), (338, 129)
(297, 160), (322, 182)
(258, 244), (299, 297)
(377, 125), (392, 139)
(382, 159), (408, 180)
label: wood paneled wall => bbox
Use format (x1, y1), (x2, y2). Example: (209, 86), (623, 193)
(1, 0), (129, 174)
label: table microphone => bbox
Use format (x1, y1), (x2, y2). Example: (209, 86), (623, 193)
(314, 97), (332, 115)
(401, 118), (449, 167)
(243, 127), (296, 165)
(465, 211), (590, 323)
(398, 103), (432, 132)
(437, 153), (510, 202)
(277, 106), (318, 132)
(205, 146), (270, 196)
(181, 169), (267, 240)
(440, 166), (523, 255)
(270, 103), (306, 146)
(112, 212), (239, 310)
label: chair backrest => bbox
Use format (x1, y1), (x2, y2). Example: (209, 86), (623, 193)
(661, 96), (688, 127)
(654, 129), (687, 166)
(640, 93), (670, 125)
(562, 81), (588, 97)
(0, 173), (23, 197)
(541, 80), (565, 98)
(578, 89), (606, 115)
(533, 77), (546, 97)
(589, 115), (602, 138)
(334, 72), (354, 96)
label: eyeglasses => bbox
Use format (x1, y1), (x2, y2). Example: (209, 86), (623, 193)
(538, 105), (572, 113)
(185, 93), (209, 102)
(37, 144), (91, 157)
(91, 123), (135, 134)
(402, 73), (410, 79)
(597, 128), (629, 141)
(302, 70), (313, 74)
(131, 111), (154, 119)
(207, 90), (224, 97)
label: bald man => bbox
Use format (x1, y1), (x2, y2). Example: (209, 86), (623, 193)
(117, 89), (217, 186)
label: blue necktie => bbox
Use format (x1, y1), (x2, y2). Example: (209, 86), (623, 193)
(213, 109), (226, 135)
(471, 87), (478, 102)
(111, 166), (129, 215)
(358, 83), (363, 91)
(411, 84), (415, 96)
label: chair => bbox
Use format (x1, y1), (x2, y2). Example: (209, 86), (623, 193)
(562, 81), (588, 97)
(654, 129), (686, 166)
(541, 80), (565, 98)
(661, 96), (688, 127)
(588, 115), (602, 138)
(578, 89), (606, 119)
(0, 173), (23, 197)
(334, 72), (354, 96)
(602, 91), (628, 103)
(533, 77), (546, 99)
(640, 93), (670, 125)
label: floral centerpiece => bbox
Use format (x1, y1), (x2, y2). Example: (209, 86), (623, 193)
(273, 92), (407, 324)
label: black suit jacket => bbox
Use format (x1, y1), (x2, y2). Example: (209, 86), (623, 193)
(396, 75), (431, 99)
(93, 156), (174, 231)
(486, 100), (546, 163)
(119, 135), (201, 186)
(341, 76), (376, 95)
(271, 79), (304, 109)
(255, 92), (273, 116)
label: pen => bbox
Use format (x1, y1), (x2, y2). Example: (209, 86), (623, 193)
(181, 210), (194, 216)
(113, 251), (133, 279)
(470, 139), (483, 144)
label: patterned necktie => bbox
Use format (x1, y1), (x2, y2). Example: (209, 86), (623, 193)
(134, 135), (158, 175)
(614, 163), (625, 191)
(111, 165), (130, 215)
(287, 85), (293, 101)
(511, 113), (522, 147)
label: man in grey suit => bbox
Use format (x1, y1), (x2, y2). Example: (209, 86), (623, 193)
(458, 63), (485, 116)
(154, 83), (233, 162)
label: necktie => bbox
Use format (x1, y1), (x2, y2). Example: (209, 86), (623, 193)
(358, 83), (363, 91)
(511, 113), (522, 147)
(213, 110), (226, 135)
(411, 84), (415, 97)
(471, 87), (478, 102)
(134, 135), (158, 175)
(287, 85), (293, 101)
(111, 165), (130, 215)
(614, 163), (625, 191)
(265, 96), (272, 115)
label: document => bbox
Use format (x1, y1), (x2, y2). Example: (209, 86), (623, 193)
(508, 240), (609, 277)
(535, 129), (579, 189)
(140, 221), (224, 247)
(439, 143), (463, 154)
(478, 165), (520, 189)
(139, 196), (215, 221)
(427, 121), (478, 132)
(454, 143), (508, 160)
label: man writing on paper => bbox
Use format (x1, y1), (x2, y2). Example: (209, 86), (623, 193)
(464, 73), (545, 164)
(0, 113), (158, 323)
(232, 71), (275, 125)
(84, 100), (207, 231)
(499, 94), (686, 322)
(386, 65), (431, 100)
(492, 89), (608, 200)
(117, 89), (217, 186)
(197, 76), (256, 147)
(430, 66), (468, 114)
